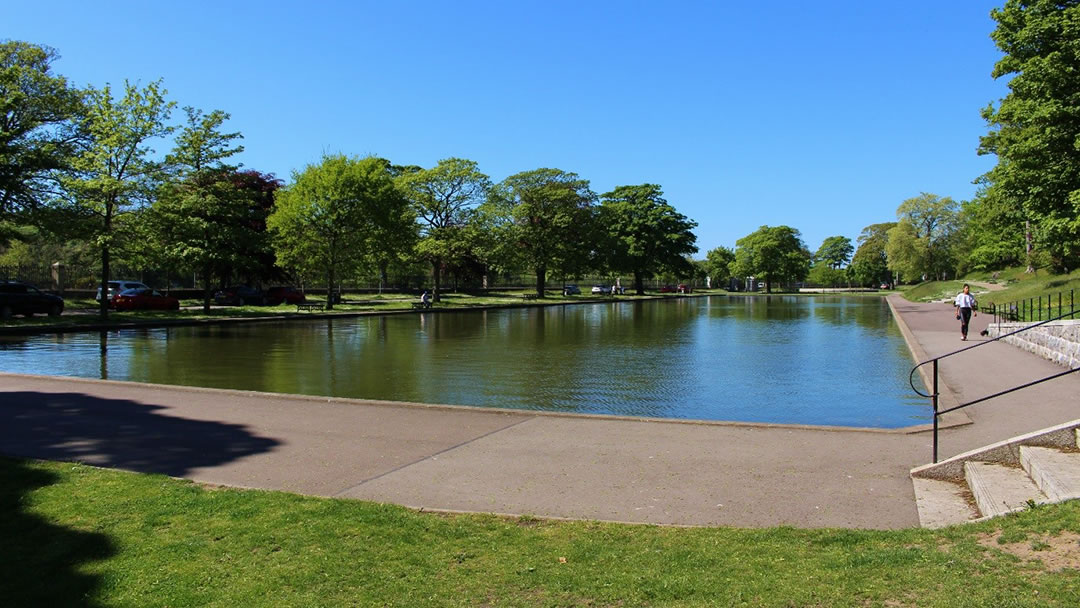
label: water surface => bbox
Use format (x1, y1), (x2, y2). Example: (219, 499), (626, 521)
(0, 296), (930, 427)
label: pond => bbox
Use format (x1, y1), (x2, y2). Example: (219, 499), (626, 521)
(0, 296), (931, 428)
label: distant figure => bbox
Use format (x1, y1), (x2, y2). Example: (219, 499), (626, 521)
(954, 284), (977, 341)
(420, 290), (431, 309)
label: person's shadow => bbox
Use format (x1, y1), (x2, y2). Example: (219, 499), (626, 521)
(0, 390), (281, 606)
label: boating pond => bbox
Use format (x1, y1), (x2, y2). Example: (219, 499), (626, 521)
(0, 295), (931, 428)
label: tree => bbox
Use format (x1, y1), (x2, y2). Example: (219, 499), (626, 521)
(703, 246), (735, 288)
(730, 225), (810, 293)
(849, 222), (895, 287)
(488, 168), (596, 297)
(152, 107), (246, 312)
(886, 193), (960, 281)
(814, 236), (853, 269)
(978, 0), (1080, 272)
(60, 80), (174, 318)
(0, 41), (82, 240)
(599, 184), (698, 295)
(398, 158), (490, 302)
(267, 155), (402, 310)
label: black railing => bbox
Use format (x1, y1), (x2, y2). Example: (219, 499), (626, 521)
(991, 288), (1074, 324)
(909, 306), (1080, 463)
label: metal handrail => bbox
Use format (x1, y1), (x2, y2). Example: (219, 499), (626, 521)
(909, 306), (1079, 462)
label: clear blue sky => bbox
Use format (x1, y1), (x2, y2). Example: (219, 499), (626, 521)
(9, 1), (1007, 256)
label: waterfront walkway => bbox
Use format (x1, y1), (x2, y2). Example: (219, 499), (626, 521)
(1, 294), (1077, 529)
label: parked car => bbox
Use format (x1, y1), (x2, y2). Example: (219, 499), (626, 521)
(658, 285), (677, 293)
(591, 285), (611, 295)
(0, 280), (64, 318)
(879, 283), (890, 290)
(265, 286), (306, 305)
(677, 284), (692, 294)
(562, 284), (581, 296)
(96, 280), (149, 303)
(214, 285), (266, 306)
(112, 288), (180, 311)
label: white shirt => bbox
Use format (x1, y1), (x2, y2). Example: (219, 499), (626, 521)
(954, 292), (976, 308)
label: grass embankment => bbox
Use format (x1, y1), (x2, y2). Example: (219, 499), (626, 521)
(4, 457), (1080, 607)
(1, 290), (707, 331)
(903, 266), (1080, 311)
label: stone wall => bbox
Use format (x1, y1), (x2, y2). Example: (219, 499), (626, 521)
(988, 320), (1080, 370)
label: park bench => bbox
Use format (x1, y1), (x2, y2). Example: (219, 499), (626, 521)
(296, 302), (325, 313)
(411, 302), (433, 310)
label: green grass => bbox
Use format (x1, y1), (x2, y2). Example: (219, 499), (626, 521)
(901, 266), (1080, 320)
(4, 457), (1080, 607)
(1, 290), (719, 331)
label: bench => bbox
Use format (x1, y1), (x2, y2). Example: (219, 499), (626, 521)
(411, 302), (432, 310)
(296, 302), (325, 313)
(521, 293), (539, 300)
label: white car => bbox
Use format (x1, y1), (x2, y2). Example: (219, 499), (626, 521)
(591, 285), (612, 295)
(96, 280), (150, 302)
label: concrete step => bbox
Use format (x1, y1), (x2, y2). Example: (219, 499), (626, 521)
(911, 477), (979, 529)
(965, 461), (1048, 518)
(1020, 446), (1080, 502)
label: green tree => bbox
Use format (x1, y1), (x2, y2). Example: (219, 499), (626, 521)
(978, 0), (1080, 272)
(730, 225), (810, 293)
(0, 41), (83, 241)
(488, 168), (596, 297)
(398, 158), (491, 302)
(599, 184), (698, 295)
(849, 222), (895, 287)
(60, 80), (174, 317)
(152, 107), (246, 312)
(886, 193), (960, 281)
(814, 236), (853, 269)
(703, 246), (735, 288)
(267, 155), (402, 310)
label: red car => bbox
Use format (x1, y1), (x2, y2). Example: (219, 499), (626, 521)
(658, 285), (677, 293)
(265, 286), (306, 305)
(112, 288), (180, 311)
(677, 284), (692, 294)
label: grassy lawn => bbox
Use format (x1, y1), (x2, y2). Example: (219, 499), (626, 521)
(1, 290), (719, 331)
(902, 267), (1080, 313)
(4, 457), (1079, 607)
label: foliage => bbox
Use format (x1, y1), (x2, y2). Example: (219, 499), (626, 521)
(0, 40), (82, 226)
(730, 225), (810, 292)
(599, 184), (698, 294)
(398, 158), (491, 301)
(813, 235), (853, 269)
(807, 263), (847, 288)
(267, 155), (402, 309)
(703, 246), (735, 286)
(885, 193), (960, 282)
(59, 80), (175, 317)
(978, 0), (1080, 272)
(958, 191), (1026, 272)
(488, 168), (597, 297)
(849, 222), (895, 287)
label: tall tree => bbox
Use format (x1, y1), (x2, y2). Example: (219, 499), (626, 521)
(488, 168), (596, 297)
(599, 184), (698, 295)
(978, 0), (1080, 272)
(398, 158), (490, 302)
(60, 80), (174, 318)
(814, 236), (853, 269)
(153, 107), (245, 312)
(0, 41), (82, 241)
(886, 193), (959, 281)
(849, 222), (895, 287)
(730, 225), (810, 293)
(267, 155), (402, 310)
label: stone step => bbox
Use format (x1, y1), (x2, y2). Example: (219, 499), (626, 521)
(1020, 446), (1080, 502)
(965, 461), (1048, 518)
(911, 477), (980, 529)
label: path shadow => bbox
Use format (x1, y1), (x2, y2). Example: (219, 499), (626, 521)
(0, 390), (281, 605)
(0, 458), (114, 607)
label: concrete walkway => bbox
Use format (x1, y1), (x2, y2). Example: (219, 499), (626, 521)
(1, 294), (1077, 529)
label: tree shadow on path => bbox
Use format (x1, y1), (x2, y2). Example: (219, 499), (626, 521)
(0, 390), (282, 606)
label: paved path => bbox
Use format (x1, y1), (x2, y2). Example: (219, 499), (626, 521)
(1, 294), (1076, 529)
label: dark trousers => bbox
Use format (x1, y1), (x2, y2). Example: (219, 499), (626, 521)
(960, 307), (972, 336)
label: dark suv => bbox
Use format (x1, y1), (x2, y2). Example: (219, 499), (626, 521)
(0, 281), (64, 318)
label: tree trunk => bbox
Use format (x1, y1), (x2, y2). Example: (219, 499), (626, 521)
(535, 266), (546, 298)
(634, 270), (645, 296)
(99, 208), (111, 319)
(379, 261), (388, 295)
(1025, 220), (1035, 273)
(202, 263), (213, 314)
(432, 258), (442, 303)
(326, 266), (336, 311)
(766, 279), (772, 293)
